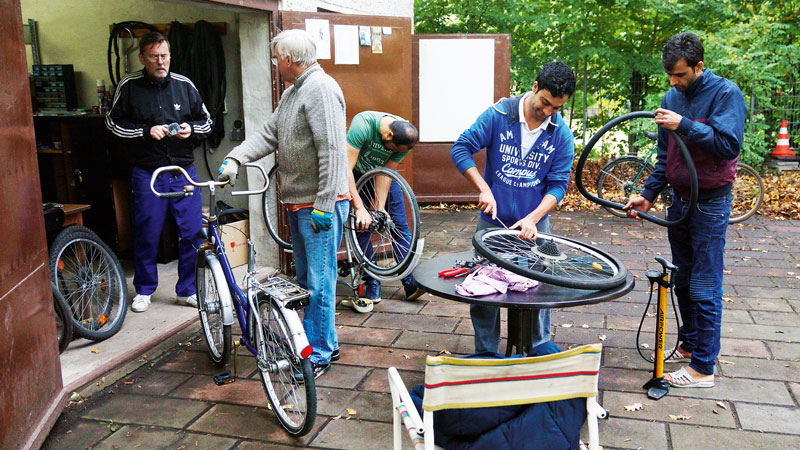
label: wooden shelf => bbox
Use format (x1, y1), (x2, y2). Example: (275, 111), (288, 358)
(109, 22), (227, 37)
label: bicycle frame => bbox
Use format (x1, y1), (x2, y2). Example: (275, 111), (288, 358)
(150, 164), (311, 359)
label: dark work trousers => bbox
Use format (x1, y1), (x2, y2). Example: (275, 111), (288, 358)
(131, 165), (203, 297)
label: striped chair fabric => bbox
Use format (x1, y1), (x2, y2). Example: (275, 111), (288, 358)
(388, 343), (605, 450)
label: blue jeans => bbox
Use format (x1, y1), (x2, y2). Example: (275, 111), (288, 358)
(667, 193), (731, 376)
(288, 200), (349, 365)
(470, 216), (552, 353)
(355, 171), (415, 287)
(131, 165), (203, 297)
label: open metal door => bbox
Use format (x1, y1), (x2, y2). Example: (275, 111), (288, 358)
(0, 1), (66, 449)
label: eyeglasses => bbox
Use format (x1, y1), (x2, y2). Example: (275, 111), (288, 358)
(146, 54), (171, 62)
(271, 57), (278, 66)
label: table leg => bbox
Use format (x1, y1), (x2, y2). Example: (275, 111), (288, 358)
(505, 309), (534, 356)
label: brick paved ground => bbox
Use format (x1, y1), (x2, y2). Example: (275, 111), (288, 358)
(43, 209), (800, 449)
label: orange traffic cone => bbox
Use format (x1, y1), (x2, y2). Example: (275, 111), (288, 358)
(771, 120), (795, 157)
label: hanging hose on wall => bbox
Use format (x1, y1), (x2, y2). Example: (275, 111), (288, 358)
(107, 21), (159, 88)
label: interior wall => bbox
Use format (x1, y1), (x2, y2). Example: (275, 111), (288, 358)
(20, 0), (249, 208)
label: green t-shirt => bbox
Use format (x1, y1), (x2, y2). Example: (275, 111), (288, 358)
(347, 111), (411, 174)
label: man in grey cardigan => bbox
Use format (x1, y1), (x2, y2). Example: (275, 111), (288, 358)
(218, 29), (349, 379)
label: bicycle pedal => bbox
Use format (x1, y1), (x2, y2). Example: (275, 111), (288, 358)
(213, 370), (235, 385)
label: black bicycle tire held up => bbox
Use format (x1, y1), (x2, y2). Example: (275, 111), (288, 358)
(575, 111), (698, 227)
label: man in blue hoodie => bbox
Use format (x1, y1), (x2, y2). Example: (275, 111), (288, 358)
(625, 32), (746, 388)
(450, 61), (576, 354)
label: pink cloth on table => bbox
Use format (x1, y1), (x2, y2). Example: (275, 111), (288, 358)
(454, 266), (539, 297)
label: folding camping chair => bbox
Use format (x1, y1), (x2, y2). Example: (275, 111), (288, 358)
(388, 343), (607, 450)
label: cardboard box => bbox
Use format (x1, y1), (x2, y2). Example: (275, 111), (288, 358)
(218, 219), (249, 268)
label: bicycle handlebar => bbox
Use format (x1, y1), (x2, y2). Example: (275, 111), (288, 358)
(575, 111), (698, 227)
(150, 163), (270, 198)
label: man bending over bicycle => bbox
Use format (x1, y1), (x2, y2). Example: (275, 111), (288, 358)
(342, 111), (424, 313)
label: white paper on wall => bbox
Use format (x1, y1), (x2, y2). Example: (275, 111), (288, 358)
(305, 19), (331, 60)
(418, 39), (495, 142)
(334, 25), (359, 65)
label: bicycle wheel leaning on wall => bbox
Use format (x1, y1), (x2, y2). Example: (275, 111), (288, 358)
(49, 225), (128, 341)
(729, 162), (764, 224)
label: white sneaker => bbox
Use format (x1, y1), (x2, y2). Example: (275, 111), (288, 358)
(131, 294), (151, 312)
(177, 294), (198, 307)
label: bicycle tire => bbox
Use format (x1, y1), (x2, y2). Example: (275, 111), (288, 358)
(344, 167), (421, 277)
(195, 251), (232, 366)
(473, 229), (628, 290)
(49, 226), (128, 341)
(255, 292), (316, 436)
(576, 111), (698, 227)
(730, 162), (764, 224)
(53, 281), (72, 353)
(262, 164), (292, 251)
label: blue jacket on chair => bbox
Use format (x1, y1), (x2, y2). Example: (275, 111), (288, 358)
(410, 342), (586, 450)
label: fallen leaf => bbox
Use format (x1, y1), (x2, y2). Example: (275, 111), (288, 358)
(562, 323), (573, 328)
(403, 354), (410, 360)
(669, 414), (691, 421)
(335, 312), (342, 316)
(716, 401), (727, 409)
(438, 349), (451, 355)
(582, 324), (589, 329)
(346, 408), (358, 415)
(722, 297), (734, 303)
(712, 409), (719, 414)
(719, 359), (736, 365)
(624, 403), (643, 412)
(598, 335), (607, 341)
(91, 348), (100, 354)
(640, 343), (650, 349)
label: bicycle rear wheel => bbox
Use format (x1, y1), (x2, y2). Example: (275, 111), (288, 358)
(255, 292), (316, 436)
(344, 167), (420, 277)
(262, 164), (292, 250)
(49, 226), (127, 341)
(53, 282), (72, 353)
(730, 163), (764, 224)
(195, 251), (232, 366)
(473, 229), (627, 290)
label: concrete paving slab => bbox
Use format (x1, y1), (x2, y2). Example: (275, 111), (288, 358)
(669, 423), (800, 449)
(311, 419), (394, 449)
(81, 393), (210, 428)
(736, 403), (800, 434)
(594, 417), (668, 450)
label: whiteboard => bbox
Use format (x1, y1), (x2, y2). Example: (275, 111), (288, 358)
(418, 39), (495, 142)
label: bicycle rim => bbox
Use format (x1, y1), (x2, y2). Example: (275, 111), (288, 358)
(257, 294), (316, 435)
(52, 229), (126, 340)
(262, 164), (292, 250)
(196, 254), (231, 366)
(730, 163), (764, 224)
(345, 167), (420, 277)
(473, 229), (627, 290)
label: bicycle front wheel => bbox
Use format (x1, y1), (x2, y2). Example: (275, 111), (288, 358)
(344, 167), (420, 277)
(195, 251), (232, 366)
(255, 293), (316, 436)
(49, 226), (127, 341)
(730, 163), (764, 224)
(473, 229), (627, 290)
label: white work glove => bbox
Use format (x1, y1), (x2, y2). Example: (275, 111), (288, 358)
(217, 158), (240, 187)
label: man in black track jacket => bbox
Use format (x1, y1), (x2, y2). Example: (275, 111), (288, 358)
(106, 31), (212, 313)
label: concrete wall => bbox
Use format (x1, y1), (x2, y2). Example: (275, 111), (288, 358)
(280, 0), (413, 18)
(20, 0), (249, 208)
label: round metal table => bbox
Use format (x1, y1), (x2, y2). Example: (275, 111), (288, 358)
(413, 250), (635, 355)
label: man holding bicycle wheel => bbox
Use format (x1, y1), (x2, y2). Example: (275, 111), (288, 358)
(342, 111), (423, 313)
(218, 30), (349, 380)
(450, 62), (576, 354)
(624, 32), (746, 389)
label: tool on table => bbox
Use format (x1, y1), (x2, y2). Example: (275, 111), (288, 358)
(438, 267), (470, 278)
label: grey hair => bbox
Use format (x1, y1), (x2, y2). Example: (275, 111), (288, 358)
(271, 29), (318, 67)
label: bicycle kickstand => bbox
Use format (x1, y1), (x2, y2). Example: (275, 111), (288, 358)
(642, 256), (678, 400)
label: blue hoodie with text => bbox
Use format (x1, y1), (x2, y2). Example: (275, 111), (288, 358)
(451, 95), (574, 227)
